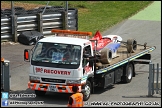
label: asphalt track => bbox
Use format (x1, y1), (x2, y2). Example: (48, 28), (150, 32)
(1, 1), (161, 107)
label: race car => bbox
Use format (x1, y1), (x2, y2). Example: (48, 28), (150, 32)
(90, 30), (122, 60)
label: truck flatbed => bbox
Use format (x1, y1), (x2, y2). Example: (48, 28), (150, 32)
(96, 45), (156, 74)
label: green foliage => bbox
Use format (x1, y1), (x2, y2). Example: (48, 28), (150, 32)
(77, 1), (153, 35)
(7, 1), (153, 35)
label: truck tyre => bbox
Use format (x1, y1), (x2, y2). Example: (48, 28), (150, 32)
(35, 90), (46, 96)
(100, 48), (112, 64)
(83, 81), (91, 101)
(127, 39), (137, 53)
(122, 63), (133, 83)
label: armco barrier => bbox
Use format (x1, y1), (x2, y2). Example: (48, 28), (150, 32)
(148, 63), (161, 96)
(1, 8), (78, 42)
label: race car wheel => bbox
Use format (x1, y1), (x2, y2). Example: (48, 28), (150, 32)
(82, 80), (91, 101)
(127, 39), (137, 53)
(35, 90), (46, 96)
(100, 48), (112, 64)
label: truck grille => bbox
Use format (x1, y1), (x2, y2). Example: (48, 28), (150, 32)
(41, 78), (65, 83)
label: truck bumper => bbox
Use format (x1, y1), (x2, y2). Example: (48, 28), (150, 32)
(28, 82), (82, 93)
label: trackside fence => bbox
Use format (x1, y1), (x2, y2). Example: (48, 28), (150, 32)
(148, 63), (161, 96)
(1, 1), (78, 42)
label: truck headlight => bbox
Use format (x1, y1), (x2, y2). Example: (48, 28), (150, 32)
(29, 76), (40, 83)
(67, 79), (81, 85)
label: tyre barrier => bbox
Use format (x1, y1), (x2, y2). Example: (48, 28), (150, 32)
(1, 7), (77, 16)
(1, 13), (7, 18)
(51, 6), (65, 10)
(3, 9), (12, 16)
(14, 6), (25, 11)
(39, 6), (65, 12)
(26, 9), (42, 15)
(1, 7), (78, 41)
(15, 10), (26, 15)
(1, 9), (4, 14)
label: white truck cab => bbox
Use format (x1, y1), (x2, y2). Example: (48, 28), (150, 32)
(24, 30), (94, 101)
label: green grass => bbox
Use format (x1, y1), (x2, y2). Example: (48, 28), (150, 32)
(76, 1), (153, 35)
(7, 1), (153, 35)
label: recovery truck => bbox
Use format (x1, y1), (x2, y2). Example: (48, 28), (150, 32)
(24, 29), (156, 101)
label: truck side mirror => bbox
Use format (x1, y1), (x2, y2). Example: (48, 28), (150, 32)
(24, 49), (30, 62)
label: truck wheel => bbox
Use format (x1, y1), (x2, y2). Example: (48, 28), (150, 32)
(127, 39), (137, 53)
(35, 90), (46, 96)
(122, 63), (133, 83)
(100, 48), (112, 64)
(83, 81), (91, 101)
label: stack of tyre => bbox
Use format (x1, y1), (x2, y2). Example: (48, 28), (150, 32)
(37, 6), (65, 14)
(1, 6), (78, 45)
(1, 8), (11, 17)
(1, 6), (66, 17)
(1, 7), (26, 17)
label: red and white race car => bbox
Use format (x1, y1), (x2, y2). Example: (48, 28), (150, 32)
(90, 30), (122, 59)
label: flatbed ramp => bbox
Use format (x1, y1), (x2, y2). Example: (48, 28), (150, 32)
(96, 45), (156, 74)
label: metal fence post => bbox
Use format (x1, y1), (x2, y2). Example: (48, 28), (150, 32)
(11, 1), (18, 42)
(152, 64), (155, 95)
(42, 1), (50, 15)
(66, 1), (68, 30)
(62, 11), (67, 30)
(148, 63), (153, 96)
(155, 63), (161, 94)
(13, 15), (18, 42)
(11, 1), (14, 35)
(3, 60), (10, 92)
(37, 13), (43, 34)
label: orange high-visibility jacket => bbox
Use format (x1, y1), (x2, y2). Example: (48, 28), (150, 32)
(67, 93), (84, 107)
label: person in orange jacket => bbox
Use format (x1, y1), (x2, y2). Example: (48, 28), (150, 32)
(67, 86), (84, 107)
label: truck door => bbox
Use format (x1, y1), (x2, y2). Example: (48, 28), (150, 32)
(82, 45), (94, 75)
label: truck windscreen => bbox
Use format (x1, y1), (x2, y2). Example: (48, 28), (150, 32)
(31, 42), (81, 69)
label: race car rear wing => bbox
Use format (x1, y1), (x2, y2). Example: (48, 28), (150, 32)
(51, 29), (92, 40)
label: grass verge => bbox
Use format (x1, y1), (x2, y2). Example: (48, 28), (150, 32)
(2, 1), (153, 35)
